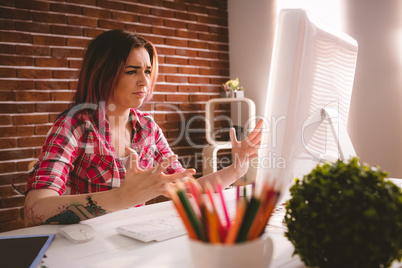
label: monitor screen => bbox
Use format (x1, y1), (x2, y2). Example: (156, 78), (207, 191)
(256, 9), (358, 201)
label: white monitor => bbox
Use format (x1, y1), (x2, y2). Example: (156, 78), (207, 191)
(256, 9), (358, 201)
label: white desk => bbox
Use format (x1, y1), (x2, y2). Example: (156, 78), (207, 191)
(2, 180), (402, 268)
(0, 189), (305, 268)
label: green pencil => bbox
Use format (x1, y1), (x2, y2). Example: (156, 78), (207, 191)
(235, 196), (261, 242)
(175, 182), (203, 240)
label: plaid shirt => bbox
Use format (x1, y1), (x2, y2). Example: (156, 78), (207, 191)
(26, 108), (183, 195)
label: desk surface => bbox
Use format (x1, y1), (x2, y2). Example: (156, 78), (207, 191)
(2, 180), (402, 268)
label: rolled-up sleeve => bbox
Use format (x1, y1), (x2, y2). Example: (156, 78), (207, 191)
(26, 116), (81, 195)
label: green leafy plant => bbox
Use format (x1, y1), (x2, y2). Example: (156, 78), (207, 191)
(284, 157), (402, 268)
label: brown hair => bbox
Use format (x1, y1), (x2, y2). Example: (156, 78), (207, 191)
(72, 29), (158, 107)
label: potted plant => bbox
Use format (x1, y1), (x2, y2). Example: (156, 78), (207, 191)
(221, 78), (244, 98)
(284, 157), (402, 268)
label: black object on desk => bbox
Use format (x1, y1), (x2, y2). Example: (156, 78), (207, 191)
(0, 234), (55, 268)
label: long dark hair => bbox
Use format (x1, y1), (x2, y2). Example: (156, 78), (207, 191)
(72, 29), (158, 107)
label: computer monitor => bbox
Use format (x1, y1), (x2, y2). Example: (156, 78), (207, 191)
(256, 9), (358, 201)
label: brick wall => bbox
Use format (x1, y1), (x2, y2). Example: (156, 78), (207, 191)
(0, 0), (230, 232)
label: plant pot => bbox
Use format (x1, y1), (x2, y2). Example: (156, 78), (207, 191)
(221, 90), (244, 98)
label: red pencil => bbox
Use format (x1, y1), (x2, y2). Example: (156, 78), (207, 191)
(215, 180), (231, 230)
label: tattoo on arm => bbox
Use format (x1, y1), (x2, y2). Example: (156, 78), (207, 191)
(44, 195), (107, 225)
(24, 195), (46, 227)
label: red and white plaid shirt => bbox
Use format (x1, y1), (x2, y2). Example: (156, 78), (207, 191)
(26, 108), (183, 195)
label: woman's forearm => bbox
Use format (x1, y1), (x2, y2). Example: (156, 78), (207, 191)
(24, 187), (130, 227)
(197, 163), (245, 189)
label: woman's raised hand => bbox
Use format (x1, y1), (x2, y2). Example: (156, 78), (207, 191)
(229, 119), (263, 176)
(117, 147), (195, 207)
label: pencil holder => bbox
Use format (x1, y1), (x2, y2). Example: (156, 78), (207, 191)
(188, 234), (273, 268)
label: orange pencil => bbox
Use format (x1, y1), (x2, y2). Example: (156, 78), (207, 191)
(247, 183), (271, 240)
(205, 202), (221, 243)
(252, 187), (279, 239)
(205, 181), (226, 242)
(224, 198), (247, 244)
(257, 194), (278, 236)
(165, 184), (198, 240)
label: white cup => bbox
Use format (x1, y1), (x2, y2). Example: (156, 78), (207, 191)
(188, 235), (273, 268)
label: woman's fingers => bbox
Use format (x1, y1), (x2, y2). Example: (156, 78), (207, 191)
(243, 121), (263, 149)
(248, 131), (262, 148)
(229, 127), (239, 148)
(183, 168), (196, 177)
(125, 147), (141, 171)
(251, 122), (263, 140)
(246, 119), (264, 142)
(244, 132), (262, 149)
(163, 169), (196, 185)
(171, 169), (196, 181)
(231, 119), (263, 147)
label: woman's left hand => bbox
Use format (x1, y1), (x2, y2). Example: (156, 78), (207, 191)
(229, 119), (263, 176)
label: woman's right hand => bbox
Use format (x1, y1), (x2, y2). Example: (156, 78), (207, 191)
(116, 147), (196, 207)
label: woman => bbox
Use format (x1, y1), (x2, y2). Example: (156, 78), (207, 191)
(24, 29), (263, 227)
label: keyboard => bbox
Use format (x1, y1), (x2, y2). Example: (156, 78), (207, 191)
(115, 193), (238, 243)
(116, 211), (187, 242)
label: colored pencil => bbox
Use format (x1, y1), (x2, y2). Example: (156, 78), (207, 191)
(189, 178), (209, 242)
(168, 178), (280, 244)
(247, 183), (274, 240)
(224, 198), (246, 244)
(257, 190), (279, 237)
(205, 181), (226, 242)
(175, 180), (204, 240)
(235, 195), (261, 242)
(215, 180), (231, 229)
(165, 184), (198, 240)
(188, 178), (201, 206)
(188, 179), (202, 219)
(205, 204), (221, 243)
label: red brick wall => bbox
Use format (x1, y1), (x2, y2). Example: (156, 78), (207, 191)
(0, 0), (230, 232)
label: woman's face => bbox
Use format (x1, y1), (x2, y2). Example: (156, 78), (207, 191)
(110, 47), (151, 111)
